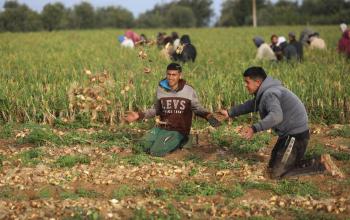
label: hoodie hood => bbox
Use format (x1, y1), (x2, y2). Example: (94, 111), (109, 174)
(180, 35), (191, 44)
(159, 78), (186, 92)
(253, 37), (264, 48)
(255, 76), (282, 102)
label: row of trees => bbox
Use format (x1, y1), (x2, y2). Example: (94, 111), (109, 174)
(1, 0), (350, 32)
(218, 0), (350, 26)
(0, 0), (212, 32)
(0, 1), (134, 32)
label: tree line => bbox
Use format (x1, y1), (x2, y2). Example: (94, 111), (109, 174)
(0, 0), (349, 32)
(218, 0), (350, 26)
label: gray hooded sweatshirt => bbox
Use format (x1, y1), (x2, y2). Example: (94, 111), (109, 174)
(229, 76), (308, 137)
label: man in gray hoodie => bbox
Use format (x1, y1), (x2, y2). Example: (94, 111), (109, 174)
(219, 67), (342, 179)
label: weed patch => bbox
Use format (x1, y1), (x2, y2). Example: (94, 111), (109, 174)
(0, 154), (3, 170)
(75, 188), (100, 198)
(112, 185), (136, 200)
(54, 155), (90, 168)
(131, 204), (182, 220)
(175, 181), (244, 199)
(241, 181), (275, 191)
(274, 180), (327, 198)
(122, 153), (152, 166)
(19, 148), (43, 165)
(292, 208), (338, 220)
(0, 186), (12, 199)
(306, 143), (350, 161)
(63, 207), (101, 220)
(328, 125), (350, 138)
(211, 127), (271, 154)
(17, 124), (61, 146)
(38, 186), (52, 199)
(0, 123), (14, 138)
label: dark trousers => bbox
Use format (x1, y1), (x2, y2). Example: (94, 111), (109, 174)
(269, 130), (324, 179)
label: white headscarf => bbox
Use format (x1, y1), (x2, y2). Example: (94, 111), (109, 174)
(277, 36), (286, 47)
(340, 23), (347, 33)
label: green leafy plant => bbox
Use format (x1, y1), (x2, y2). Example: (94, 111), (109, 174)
(38, 186), (52, 199)
(17, 124), (61, 146)
(328, 125), (350, 138)
(0, 123), (14, 138)
(0, 186), (12, 199)
(75, 188), (100, 198)
(305, 143), (350, 161)
(54, 155), (90, 168)
(63, 207), (101, 220)
(0, 154), (3, 170)
(19, 148), (43, 165)
(112, 185), (135, 200)
(175, 181), (244, 199)
(122, 153), (152, 166)
(211, 127), (271, 154)
(292, 208), (338, 220)
(274, 180), (327, 198)
(241, 181), (274, 191)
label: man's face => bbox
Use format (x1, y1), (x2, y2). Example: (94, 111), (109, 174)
(271, 36), (278, 44)
(244, 76), (262, 94)
(289, 35), (295, 42)
(167, 70), (181, 89)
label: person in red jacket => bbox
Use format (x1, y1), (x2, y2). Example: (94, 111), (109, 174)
(338, 29), (350, 58)
(125, 29), (141, 44)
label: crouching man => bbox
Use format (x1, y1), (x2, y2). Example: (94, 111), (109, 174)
(219, 66), (343, 179)
(125, 63), (220, 157)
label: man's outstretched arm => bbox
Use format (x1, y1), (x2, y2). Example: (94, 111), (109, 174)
(125, 91), (160, 122)
(191, 90), (221, 127)
(223, 99), (256, 118)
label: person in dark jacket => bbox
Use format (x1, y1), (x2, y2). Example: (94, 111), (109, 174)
(270, 34), (283, 61)
(219, 67), (343, 179)
(157, 32), (168, 48)
(299, 28), (315, 46)
(288, 32), (303, 62)
(172, 35), (197, 62)
(277, 36), (298, 61)
(125, 63), (220, 156)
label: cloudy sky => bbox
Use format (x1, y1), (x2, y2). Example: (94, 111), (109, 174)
(0, 0), (221, 17)
(0, 0), (290, 23)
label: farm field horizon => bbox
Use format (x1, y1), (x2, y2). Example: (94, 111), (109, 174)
(0, 26), (349, 124)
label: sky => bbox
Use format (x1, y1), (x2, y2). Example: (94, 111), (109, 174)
(0, 0), (222, 17)
(0, 0), (289, 23)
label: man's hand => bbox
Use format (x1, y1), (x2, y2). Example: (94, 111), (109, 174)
(125, 111), (139, 123)
(216, 109), (230, 121)
(207, 114), (221, 127)
(241, 127), (254, 140)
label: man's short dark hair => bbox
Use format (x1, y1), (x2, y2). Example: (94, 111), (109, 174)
(271, 34), (278, 40)
(243, 66), (267, 80)
(167, 63), (182, 73)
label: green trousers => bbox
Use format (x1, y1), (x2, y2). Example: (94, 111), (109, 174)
(140, 127), (185, 157)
